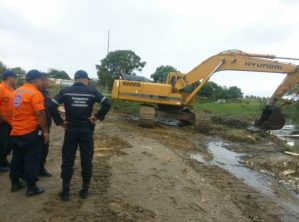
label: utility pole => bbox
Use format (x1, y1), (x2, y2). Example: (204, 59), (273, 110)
(106, 30), (110, 92)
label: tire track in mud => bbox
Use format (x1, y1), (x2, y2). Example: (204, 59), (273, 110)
(188, 162), (280, 222)
(39, 132), (156, 222)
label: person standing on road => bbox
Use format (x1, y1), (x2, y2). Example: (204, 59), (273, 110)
(0, 70), (17, 173)
(9, 70), (49, 196)
(51, 70), (111, 201)
(38, 74), (61, 177)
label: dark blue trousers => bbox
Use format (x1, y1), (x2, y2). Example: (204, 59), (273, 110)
(40, 133), (49, 171)
(10, 131), (43, 186)
(61, 126), (94, 184)
(0, 122), (12, 165)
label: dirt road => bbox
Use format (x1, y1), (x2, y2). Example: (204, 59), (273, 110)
(0, 112), (298, 221)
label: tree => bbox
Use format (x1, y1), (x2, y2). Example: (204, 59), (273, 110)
(227, 86), (243, 99)
(96, 50), (146, 89)
(10, 67), (26, 77)
(150, 65), (177, 83)
(198, 81), (243, 100)
(47, 68), (70, 79)
(199, 81), (223, 99)
(0, 61), (7, 76)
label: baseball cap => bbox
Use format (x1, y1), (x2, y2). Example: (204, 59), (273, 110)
(26, 70), (42, 81)
(2, 70), (17, 80)
(74, 70), (90, 79)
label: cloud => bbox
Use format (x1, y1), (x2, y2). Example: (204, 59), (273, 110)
(0, 0), (298, 96)
(0, 0), (67, 27)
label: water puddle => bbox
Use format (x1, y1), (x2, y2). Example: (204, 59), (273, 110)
(191, 141), (299, 221)
(192, 141), (274, 196)
(271, 124), (299, 148)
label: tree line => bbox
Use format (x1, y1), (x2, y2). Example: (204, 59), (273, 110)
(0, 61), (70, 80)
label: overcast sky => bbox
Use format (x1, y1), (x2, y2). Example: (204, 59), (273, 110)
(0, 0), (299, 96)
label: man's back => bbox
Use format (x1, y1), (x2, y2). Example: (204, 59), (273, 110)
(10, 83), (45, 136)
(0, 82), (14, 124)
(54, 82), (105, 127)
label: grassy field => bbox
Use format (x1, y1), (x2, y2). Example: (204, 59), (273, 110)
(109, 98), (299, 126)
(195, 99), (299, 125)
(194, 99), (266, 121)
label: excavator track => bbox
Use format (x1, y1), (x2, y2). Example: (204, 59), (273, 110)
(156, 110), (195, 126)
(138, 105), (155, 128)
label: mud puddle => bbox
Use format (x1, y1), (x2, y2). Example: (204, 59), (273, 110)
(271, 124), (299, 147)
(191, 141), (299, 221)
(191, 141), (273, 196)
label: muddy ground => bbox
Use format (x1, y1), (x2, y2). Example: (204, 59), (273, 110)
(0, 112), (298, 222)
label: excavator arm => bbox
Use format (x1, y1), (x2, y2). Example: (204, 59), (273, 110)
(174, 50), (299, 105)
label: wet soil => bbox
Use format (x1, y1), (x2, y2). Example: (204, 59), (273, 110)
(0, 112), (298, 221)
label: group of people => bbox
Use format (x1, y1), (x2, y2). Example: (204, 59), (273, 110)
(0, 69), (111, 201)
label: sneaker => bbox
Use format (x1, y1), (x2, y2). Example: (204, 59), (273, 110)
(26, 185), (45, 197)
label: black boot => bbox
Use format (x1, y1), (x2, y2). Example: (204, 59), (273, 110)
(79, 183), (89, 199)
(59, 182), (70, 201)
(11, 181), (26, 192)
(26, 184), (45, 197)
(39, 167), (52, 177)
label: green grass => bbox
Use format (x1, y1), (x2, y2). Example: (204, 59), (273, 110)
(194, 99), (266, 121)
(194, 99), (299, 126)
(110, 99), (140, 114)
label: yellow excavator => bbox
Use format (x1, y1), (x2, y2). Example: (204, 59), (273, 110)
(112, 50), (299, 130)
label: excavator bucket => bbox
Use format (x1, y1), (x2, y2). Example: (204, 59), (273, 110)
(254, 105), (286, 130)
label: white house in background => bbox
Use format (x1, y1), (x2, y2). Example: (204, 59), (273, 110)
(49, 78), (74, 86)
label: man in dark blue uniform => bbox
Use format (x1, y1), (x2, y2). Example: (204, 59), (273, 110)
(38, 74), (61, 177)
(51, 70), (111, 201)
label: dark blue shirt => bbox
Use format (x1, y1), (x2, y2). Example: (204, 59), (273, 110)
(51, 83), (111, 127)
(40, 89), (61, 128)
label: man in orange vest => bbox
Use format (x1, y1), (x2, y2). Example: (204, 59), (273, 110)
(0, 70), (17, 173)
(9, 70), (49, 196)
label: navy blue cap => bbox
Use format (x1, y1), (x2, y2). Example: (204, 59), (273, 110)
(74, 70), (90, 79)
(26, 70), (42, 81)
(2, 70), (17, 80)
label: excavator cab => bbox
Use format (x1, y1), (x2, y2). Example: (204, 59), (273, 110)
(254, 105), (286, 130)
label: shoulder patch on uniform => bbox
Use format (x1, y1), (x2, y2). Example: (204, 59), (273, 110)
(14, 94), (22, 107)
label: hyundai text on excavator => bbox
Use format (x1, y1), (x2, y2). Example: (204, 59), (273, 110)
(112, 50), (299, 130)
